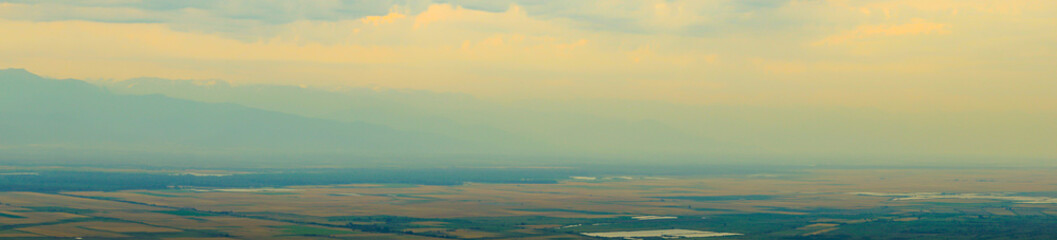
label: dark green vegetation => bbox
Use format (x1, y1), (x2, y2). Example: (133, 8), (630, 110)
(274, 225), (354, 236)
(131, 191), (182, 198)
(155, 210), (219, 217)
(329, 215), (593, 237)
(653, 195), (777, 201)
(21, 206), (95, 214)
(512, 208), (615, 215)
(0, 212), (24, 219)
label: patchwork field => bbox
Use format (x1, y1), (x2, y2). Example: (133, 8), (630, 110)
(0, 168), (1055, 239)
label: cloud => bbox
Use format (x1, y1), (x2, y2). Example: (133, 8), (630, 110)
(814, 18), (948, 46)
(361, 7), (407, 26)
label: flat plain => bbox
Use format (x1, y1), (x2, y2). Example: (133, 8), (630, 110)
(0, 167), (1056, 239)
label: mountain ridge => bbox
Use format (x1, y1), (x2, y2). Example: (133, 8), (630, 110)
(0, 69), (483, 159)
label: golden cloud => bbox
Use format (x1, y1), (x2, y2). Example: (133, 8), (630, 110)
(814, 18), (948, 46)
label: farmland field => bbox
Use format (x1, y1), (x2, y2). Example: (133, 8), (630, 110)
(0, 166), (1056, 239)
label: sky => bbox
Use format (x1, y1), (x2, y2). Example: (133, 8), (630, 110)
(1, 0), (1053, 109)
(1, 0), (1055, 163)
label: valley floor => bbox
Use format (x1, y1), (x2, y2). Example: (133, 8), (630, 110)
(1, 168), (1056, 239)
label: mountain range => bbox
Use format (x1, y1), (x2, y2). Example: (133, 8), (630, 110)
(0, 69), (482, 160)
(3, 68), (1053, 165)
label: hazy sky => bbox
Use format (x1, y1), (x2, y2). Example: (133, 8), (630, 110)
(2, 0), (1053, 111)
(2, 1), (1055, 162)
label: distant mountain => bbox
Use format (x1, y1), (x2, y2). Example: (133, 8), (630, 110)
(5, 68), (1050, 164)
(99, 77), (731, 157)
(102, 77), (545, 154)
(93, 74), (1057, 163)
(0, 69), (474, 158)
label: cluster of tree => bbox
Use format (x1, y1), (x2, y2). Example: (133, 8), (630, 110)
(343, 222), (458, 238)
